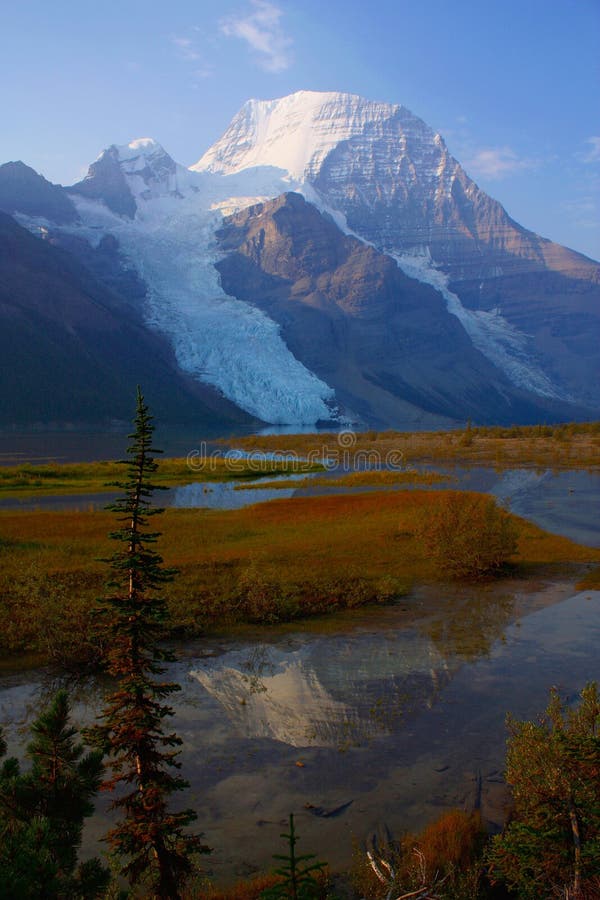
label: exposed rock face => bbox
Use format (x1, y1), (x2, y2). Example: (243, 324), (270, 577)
(68, 145), (137, 218)
(68, 138), (197, 218)
(456, 269), (600, 407)
(216, 193), (583, 425)
(44, 231), (148, 314)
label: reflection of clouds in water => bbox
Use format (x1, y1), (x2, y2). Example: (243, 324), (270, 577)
(489, 468), (551, 505)
(191, 633), (450, 748)
(487, 469), (600, 547)
(170, 479), (298, 509)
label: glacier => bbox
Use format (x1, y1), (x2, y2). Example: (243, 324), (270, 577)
(54, 140), (338, 425)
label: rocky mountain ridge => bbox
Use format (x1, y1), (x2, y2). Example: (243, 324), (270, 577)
(216, 192), (583, 425)
(0, 90), (598, 427)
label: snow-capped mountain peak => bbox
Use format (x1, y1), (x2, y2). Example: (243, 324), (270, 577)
(191, 90), (600, 411)
(108, 138), (196, 200)
(115, 136), (164, 158)
(70, 137), (200, 218)
(192, 90), (425, 180)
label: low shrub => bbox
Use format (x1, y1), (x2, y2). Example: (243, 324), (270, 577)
(421, 492), (519, 579)
(351, 810), (485, 899)
(487, 683), (600, 899)
(0, 564), (102, 667)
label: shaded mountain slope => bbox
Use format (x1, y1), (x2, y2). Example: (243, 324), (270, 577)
(0, 161), (78, 224)
(0, 212), (255, 428)
(216, 193), (586, 426)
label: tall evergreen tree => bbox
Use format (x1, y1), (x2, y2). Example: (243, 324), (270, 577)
(0, 690), (109, 899)
(88, 387), (209, 898)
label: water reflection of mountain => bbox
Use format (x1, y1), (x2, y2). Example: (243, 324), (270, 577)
(191, 631), (454, 748)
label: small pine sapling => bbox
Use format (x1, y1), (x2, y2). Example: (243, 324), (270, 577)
(260, 813), (327, 900)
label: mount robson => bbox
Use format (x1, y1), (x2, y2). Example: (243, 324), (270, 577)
(1, 90), (599, 429)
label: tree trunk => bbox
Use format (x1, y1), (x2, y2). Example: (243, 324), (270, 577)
(568, 798), (582, 899)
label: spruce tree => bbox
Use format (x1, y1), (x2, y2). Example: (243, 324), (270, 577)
(88, 387), (209, 898)
(261, 814), (327, 900)
(0, 690), (109, 899)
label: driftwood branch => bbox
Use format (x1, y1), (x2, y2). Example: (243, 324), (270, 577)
(365, 845), (449, 900)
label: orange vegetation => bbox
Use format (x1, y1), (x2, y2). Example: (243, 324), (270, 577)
(1, 489), (598, 665)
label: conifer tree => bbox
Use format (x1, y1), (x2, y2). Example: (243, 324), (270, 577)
(0, 690), (109, 899)
(88, 387), (209, 898)
(488, 682), (600, 898)
(261, 814), (327, 900)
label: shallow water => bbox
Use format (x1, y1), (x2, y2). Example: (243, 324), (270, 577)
(1, 581), (598, 880)
(3, 465), (598, 548)
(1, 444), (598, 881)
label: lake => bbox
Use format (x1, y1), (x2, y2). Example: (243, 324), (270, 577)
(1, 449), (599, 882)
(1, 580), (598, 880)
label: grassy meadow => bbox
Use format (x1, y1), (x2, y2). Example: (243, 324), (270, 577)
(0, 456), (323, 497)
(224, 421), (600, 471)
(0, 422), (598, 668)
(1, 487), (599, 668)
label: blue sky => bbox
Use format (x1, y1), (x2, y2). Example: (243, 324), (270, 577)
(1, 0), (599, 258)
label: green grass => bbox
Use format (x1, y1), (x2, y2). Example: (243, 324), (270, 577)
(0, 457), (324, 497)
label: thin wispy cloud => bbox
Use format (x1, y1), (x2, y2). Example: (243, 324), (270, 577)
(220, 0), (293, 73)
(579, 136), (600, 164)
(172, 36), (201, 62)
(465, 146), (539, 179)
(563, 192), (599, 230)
(192, 64), (214, 80)
(171, 34), (214, 79)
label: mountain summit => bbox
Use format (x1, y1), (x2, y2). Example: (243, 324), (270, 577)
(194, 90), (596, 277)
(192, 90), (422, 180)
(69, 138), (197, 218)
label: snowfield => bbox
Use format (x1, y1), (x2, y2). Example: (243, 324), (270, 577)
(392, 252), (566, 400)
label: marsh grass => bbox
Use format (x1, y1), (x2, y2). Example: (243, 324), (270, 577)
(1, 490), (598, 667)
(577, 566), (600, 589)
(190, 874), (282, 899)
(235, 469), (450, 491)
(225, 422), (600, 471)
(0, 457), (323, 497)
